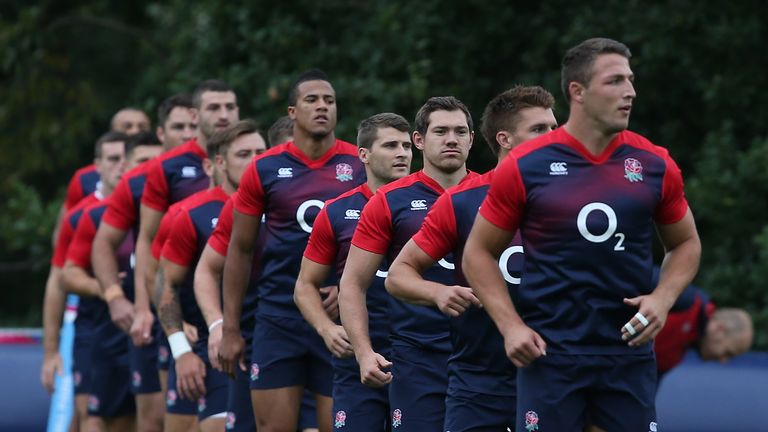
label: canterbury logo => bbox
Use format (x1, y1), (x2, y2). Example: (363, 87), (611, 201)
(277, 167), (293, 178)
(344, 209), (360, 219)
(181, 166), (197, 178)
(549, 162), (568, 175)
(410, 199), (428, 210)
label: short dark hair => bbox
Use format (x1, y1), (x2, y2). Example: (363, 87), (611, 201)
(124, 131), (162, 159)
(94, 131), (130, 158)
(267, 116), (294, 147)
(192, 79), (235, 108)
(480, 86), (555, 156)
(561, 37), (632, 104)
(208, 119), (262, 160)
(157, 93), (194, 129)
(414, 96), (473, 136)
(357, 113), (411, 149)
(287, 69), (331, 105)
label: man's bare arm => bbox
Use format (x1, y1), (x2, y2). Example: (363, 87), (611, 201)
(132, 204), (164, 345)
(61, 262), (104, 298)
(40, 267), (65, 393)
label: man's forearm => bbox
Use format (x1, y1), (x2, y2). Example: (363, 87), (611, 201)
(158, 280), (184, 335)
(339, 286), (373, 355)
(92, 230), (124, 294)
(295, 279), (336, 334)
(62, 264), (104, 298)
(194, 254), (224, 326)
(222, 248), (252, 333)
(42, 268), (65, 354)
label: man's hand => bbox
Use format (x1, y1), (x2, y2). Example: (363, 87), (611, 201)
(433, 285), (482, 317)
(501, 322), (547, 368)
(621, 293), (674, 346)
(357, 350), (393, 388)
(130, 308), (155, 346)
(108, 296), (135, 333)
(319, 324), (353, 358)
(176, 352), (207, 401)
(320, 285), (339, 321)
(183, 321), (199, 345)
(40, 351), (63, 394)
(208, 325), (223, 371)
(218, 327), (246, 378)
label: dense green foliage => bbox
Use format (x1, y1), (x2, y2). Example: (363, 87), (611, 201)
(1, 1), (766, 347)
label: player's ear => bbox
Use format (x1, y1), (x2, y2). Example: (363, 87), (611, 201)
(569, 81), (585, 103)
(496, 131), (513, 151)
(202, 157), (215, 178)
(412, 131), (425, 151)
(287, 106), (296, 120)
(358, 146), (370, 164)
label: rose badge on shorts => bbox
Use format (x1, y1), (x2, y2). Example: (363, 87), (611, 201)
(334, 410), (346, 428)
(525, 410), (539, 431)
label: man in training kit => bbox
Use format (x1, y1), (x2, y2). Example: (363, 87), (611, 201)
(54, 131), (128, 431)
(158, 120), (266, 432)
(220, 69), (365, 432)
(386, 86), (558, 431)
(295, 113), (413, 431)
(65, 132), (164, 431)
(91, 95), (197, 432)
(462, 38), (701, 431)
(129, 81), (237, 431)
(340, 96), (476, 431)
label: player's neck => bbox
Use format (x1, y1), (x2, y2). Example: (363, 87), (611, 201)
(423, 162), (468, 190)
(99, 183), (115, 199)
(564, 117), (617, 156)
(196, 134), (208, 151)
(293, 130), (336, 160)
(365, 175), (387, 194)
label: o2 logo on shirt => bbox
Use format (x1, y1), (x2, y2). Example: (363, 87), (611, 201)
(296, 200), (325, 233)
(576, 202), (625, 251)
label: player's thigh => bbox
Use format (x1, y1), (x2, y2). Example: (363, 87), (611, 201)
(197, 366), (228, 423)
(199, 415), (225, 432)
(444, 388), (515, 432)
(226, 366), (255, 432)
(163, 413), (197, 432)
(332, 358), (389, 432)
(515, 355), (588, 432)
(588, 355), (657, 432)
(104, 415), (136, 432)
(251, 386), (303, 430)
(388, 345), (449, 432)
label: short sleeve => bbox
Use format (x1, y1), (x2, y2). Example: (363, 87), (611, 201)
(141, 159), (170, 212)
(350, 191), (393, 255)
(103, 177), (137, 230)
(412, 192), (458, 261)
(51, 216), (76, 267)
(303, 206), (338, 265)
(161, 211), (198, 267)
(66, 214), (97, 269)
(655, 154), (689, 225)
(208, 197), (234, 256)
(152, 208), (179, 260)
(233, 162), (265, 217)
(478, 156), (525, 232)
(63, 172), (85, 211)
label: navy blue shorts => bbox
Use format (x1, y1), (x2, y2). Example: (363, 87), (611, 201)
(226, 366), (255, 432)
(516, 354), (657, 432)
(88, 363), (134, 418)
(165, 357), (199, 416)
(129, 338), (161, 394)
(249, 314), (332, 395)
(196, 365), (229, 421)
(73, 341), (92, 395)
(332, 356), (389, 431)
(444, 386), (515, 432)
(388, 345), (448, 432)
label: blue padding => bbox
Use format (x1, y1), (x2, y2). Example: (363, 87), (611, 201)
(0, 344), (51, 432)
(657, 350), (768, 432)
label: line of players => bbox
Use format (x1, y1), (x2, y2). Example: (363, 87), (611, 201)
(40, 36), (718, 432)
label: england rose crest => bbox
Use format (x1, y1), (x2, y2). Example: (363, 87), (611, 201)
(525, 410), (539, 431)
(624, 157), (643, 183)
(250, 363), (260, 381)
(334, 410), (346, 428)
(166, 390), (177, 407)
(226, 412), (236, 430)
(132, 371), (142, 388)
(392, 409), (402, 428)
(335, 163), (353, 182)
(198, 397), (206, 413)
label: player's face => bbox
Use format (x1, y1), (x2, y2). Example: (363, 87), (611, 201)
(289, 80), (337, 139)
(415, 110), (473, 173)
(96, 141), (126, 189)
(581, 53), (636, 134)
(700, 321), (751, 363)
(159, 106), (197, 149)
(219, 132), (266, 189)
(112, 110), (150, 135)
(126, 145), (163, 170)
(507, 107), (558, 147)
(197, 91), (239, 140)
(364, 127), (413, 183)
